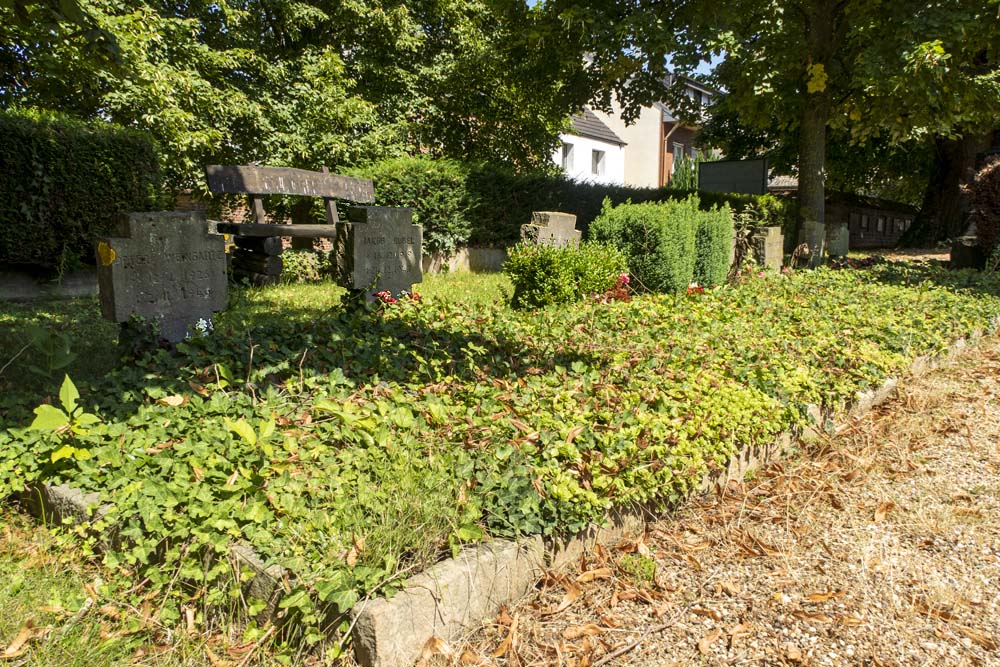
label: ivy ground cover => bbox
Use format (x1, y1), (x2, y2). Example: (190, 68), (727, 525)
(1, 262), (999, 647)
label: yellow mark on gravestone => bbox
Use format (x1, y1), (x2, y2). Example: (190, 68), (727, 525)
(806, 63), (828, 94)
(97, 241), (117, 266)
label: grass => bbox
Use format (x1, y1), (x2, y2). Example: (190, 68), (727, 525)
(0, 507), (284, 666)
(0, 271), (513, 421)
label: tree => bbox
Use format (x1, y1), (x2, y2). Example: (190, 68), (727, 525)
(1, 0), (593, 188)
(539, 0), (1000, 262)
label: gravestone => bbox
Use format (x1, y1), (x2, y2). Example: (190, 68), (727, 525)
(96, 212), (228, 342)
(334, 206), (422, 300)
(520, 211), (582, 248)
(750, 226), (784, 271)
(826, 222), (850, 257)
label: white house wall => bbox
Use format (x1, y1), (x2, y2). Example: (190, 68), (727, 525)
(592, 101), (661, 188)
(552, 134), (625, 186)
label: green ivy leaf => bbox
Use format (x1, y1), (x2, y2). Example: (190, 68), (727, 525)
(224, 417), (257, 445)
(29, 404), (70, 431)
(58, 374), (79, 413)
(50, 444), (76, 462)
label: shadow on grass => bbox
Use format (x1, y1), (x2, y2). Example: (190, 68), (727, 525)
(1, 282), (599, 427)
(842, 258), (1000, 299)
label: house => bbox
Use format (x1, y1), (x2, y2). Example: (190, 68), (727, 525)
(553, 109), (627, 185)
(554, 74), (716, 188)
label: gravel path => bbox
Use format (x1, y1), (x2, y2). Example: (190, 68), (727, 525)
(441, 337), (1000, 667)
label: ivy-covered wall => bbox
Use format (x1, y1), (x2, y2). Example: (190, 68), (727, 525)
(0, 110), (163, 273)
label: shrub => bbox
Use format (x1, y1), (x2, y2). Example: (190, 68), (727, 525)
(0, 110), (163, 272)
(590, 199), (697, 293)
(281, 250), (331, 283)
(350, 156), (471, 255)
(503, 241), (628, 310)
(969, 156), (1000, 258)
(463, 162), (793, 247)
(694, 204), (734, 287)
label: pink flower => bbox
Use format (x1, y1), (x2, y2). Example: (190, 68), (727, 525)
(618, 273), (630, 285)
(757, 271), (766, 278)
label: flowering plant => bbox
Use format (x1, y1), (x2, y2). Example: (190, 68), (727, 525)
(593, 273), (632, 303)
(687, 282), (705, 295)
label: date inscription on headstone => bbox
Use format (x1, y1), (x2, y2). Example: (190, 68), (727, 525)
(96, 212), (228, 341)
(335, 206), (422, 299)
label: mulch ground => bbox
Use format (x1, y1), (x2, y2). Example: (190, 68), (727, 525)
(427, 335), (1000, 667)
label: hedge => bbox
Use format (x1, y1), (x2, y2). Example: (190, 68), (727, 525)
(0, 110), (163, 272)
(348, 156), (471, 255)
(350, 156), (792, 253)
(590, 197), (734, 293)
(694, 203), (734, 287)
(503, 241), (628, 309)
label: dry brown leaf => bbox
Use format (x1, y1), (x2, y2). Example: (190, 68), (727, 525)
(837, 613), (864, 627)
(1, 620), (49, 659)
(562, 624), (605, 640)
(492, 613), (519, 658)
(691, 607), (722, 621)
(697, 628), (723, 655)
(416, 636), (454, 667)
(792, 611), (833, 624)
(806, 589), (845, 603)
(874, 500), (896, 522)
(566, 425), (586, 443)
(37, 605), (66, 615)
(204, 646), (232, 667)
(956, 626), (998, 650)
(682, 554), (702, 570)
(157, 395), (187, 407)
(496, 606), (514, 627)
(188, 381), (209, 397)
(729, 622), (753, 641)
(717, 579), (739, 596)
(542, 582), (581, 616)
(783, 643), (803, 662)
(576, 567), (613, 584)
(460, 648), (489, 665)
(510, 419), (532, 434)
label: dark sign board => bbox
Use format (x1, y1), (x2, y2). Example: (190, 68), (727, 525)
(698, 158), (768, 195)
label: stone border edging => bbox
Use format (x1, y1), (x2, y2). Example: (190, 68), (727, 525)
(347, 329), (992, 667)
(13, 327), (994, 667)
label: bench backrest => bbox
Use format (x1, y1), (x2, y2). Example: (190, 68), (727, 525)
(204, 165), (375, 224)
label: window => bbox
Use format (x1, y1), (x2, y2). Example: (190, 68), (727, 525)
(895, 218), (905, 231)
(591, 149), (606, 177)
(877, 216), (886, 233)
(561, 143), (574, 171)
(861, 215), (869, 230)
(672, 143), (685, 172)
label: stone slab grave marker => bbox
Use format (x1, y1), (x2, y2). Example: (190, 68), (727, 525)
(520, 211), (582, 248)
(826, 222), (850, 257)
(335, 206), (423, 301)
(96, 212), (227, 342)
(751, 226), (784, 271)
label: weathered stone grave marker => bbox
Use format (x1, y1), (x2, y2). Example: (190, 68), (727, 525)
(96, 212), (227, 342)
(826, 222), (850, 257)
(520, 211), (582, 248)
(750, 226), (784, 271)
(334, 206), (423, 300)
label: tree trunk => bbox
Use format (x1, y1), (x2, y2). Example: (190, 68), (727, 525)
(900, 132), (993, 246)
(798, 95), (829, 266)
(796, 0), (838, 267)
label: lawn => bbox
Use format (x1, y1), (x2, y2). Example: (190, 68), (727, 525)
(2, 261), (999, 655)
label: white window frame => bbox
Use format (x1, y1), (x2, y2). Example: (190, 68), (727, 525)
(591, 149), (606, 177)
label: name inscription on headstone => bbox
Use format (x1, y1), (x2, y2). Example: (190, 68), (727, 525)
(335, 206), (422, 299)
(97, 212), (228, 341)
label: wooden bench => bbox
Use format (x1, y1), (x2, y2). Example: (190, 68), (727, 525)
(205, 164), (376, 284)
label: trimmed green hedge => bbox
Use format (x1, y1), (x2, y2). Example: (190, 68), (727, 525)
(0, 110), (163, 272)
(590, 197), (733, 293)
(349, 156), (793, 254)
(349, 156), (471, 255)
(694, 204), (734, 287)
(503, 241), (628, 309)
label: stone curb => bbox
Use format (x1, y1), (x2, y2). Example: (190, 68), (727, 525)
(13, 327), (994, 667)
(19, 483), (290, 624)
(348, 329), (992, 667)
